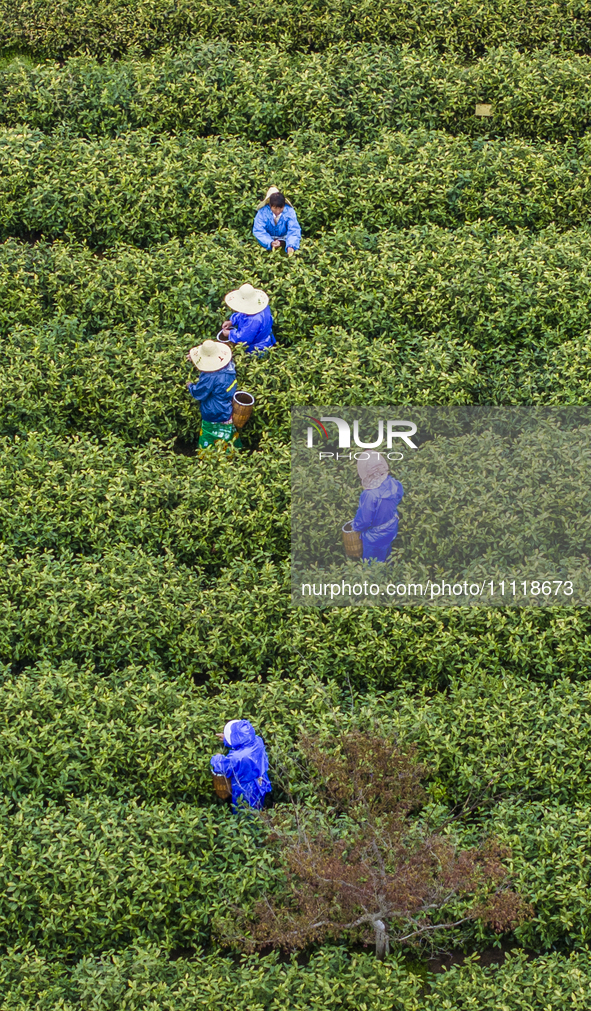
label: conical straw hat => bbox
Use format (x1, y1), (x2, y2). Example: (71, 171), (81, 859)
(189, 339), (232, 372)
(257, 185), (292, 210)
(225, 283), (269, 315)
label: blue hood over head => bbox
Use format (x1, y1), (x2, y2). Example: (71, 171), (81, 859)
(223, 719), (256, 748)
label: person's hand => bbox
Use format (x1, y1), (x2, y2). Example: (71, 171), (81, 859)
(271, 239), (281, 249)
(287, 246), (294, 257)
(221, 321), (232, 333)
(215, 733), (225, 740)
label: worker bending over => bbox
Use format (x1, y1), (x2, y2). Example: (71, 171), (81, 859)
(211, 720), (272, 810)
(186, 340), (241, 450)
(253, 186), (301, 256)
(221, 283), (276, 354)
(351, 453), (404, 562)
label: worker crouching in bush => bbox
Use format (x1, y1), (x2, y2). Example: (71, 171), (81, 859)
(211, 720), (272, 810)
(220, 283), (276, 354)
(253, 186), (301, 256)
(351, 453), (404, 562)
(186, 340), (241, 450)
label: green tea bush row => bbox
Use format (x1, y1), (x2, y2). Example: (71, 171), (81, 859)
(4, 45), (591, 143)
(5, 225), (591, 352)
(0, 317), (204, 444)
(2, 551), (591, 687)
(4, 317), (591, 447)
(0, 432), (289, 566)
(0, 0), (589, 58)
(3, 944), (591, 1011)
(0, 663), (347, 801)
(3, 662), (591, 807)
(1, 944), (425, 1011)
(390, 674), (591, 807)
(0, 795), (269, 955)
(477, 800), (591, 949)
(0, 789), (589, 956)
(14, 423), (591, 585)
(4, 228), (591, 447)
(3, 128), (591, 246)
(0, 546), (207, 675)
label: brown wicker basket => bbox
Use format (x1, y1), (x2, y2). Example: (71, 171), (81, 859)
(232, 391), (255, 429)
(342, 521), (363, 559)
(212, 773), (232, 800)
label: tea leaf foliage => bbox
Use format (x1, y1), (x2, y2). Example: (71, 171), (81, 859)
(3, 128), (591, 246)
(2, 45), (591, 143)
(1, 0), (590, 58)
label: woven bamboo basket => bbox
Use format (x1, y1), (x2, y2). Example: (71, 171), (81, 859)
(212, 773), (232, 800)
(342, 521), (363, 559)
(232, 391), (255, 429)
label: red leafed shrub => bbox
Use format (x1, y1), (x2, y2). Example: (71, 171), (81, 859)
(219, 733), (532, 958)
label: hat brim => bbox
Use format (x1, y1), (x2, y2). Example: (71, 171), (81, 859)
(225, 289), (269, 315)
(189, 343), (233, 371)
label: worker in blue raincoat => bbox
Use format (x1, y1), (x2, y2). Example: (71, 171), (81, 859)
(220, 283), (276, 354)
(211, 719), (272, 810)
(186, 340), (241, 449)
(351, 453), (404, 562)
(253, 186), (301, 256)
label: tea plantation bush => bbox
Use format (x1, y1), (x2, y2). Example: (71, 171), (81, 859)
(3, 45), (591, 144)
(0, 795), (270, 955)
(4, 945), (591, 1010)
(2, 554), (591, 686)
(0, 433), (289, 565)
(5, 318), (591, 447)
(1, 0), (590, 59)
(0, 664), (347, 801)
(3, 226), (591, 353)
(5, 228), (591, 447)
(474, 800), (591, 949)
(3, 127), (591, 245)
(2, 664), (591, 808)
(0, 702), (591, 959)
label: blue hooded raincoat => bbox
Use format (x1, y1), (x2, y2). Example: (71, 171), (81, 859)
(211, 719), (272, 810)
(351, 475), (404, 562)
(228, 306), (276, 354)
(253, 204), (302, 251)
(187, 361), (237, 422)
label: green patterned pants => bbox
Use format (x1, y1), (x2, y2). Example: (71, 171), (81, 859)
(198, 419), (242, 450)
